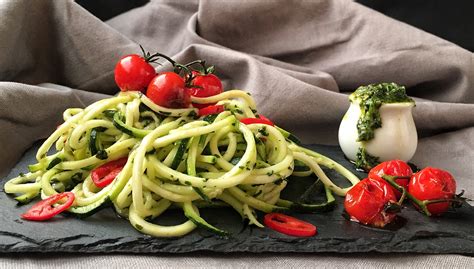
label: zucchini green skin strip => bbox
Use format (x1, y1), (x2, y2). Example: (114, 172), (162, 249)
(276, 185), (336, 213)
(89, 128), (102, 155)
(29, 152), (62, 172)
(67, 196), (111, 218)
(113, 112), (151, 138)
(171, 138), (189, 170)
(183, 202), (229, 236)
(186, 137), (212, 202)
(69, 120), (117, 150)
(46, 157), (62, 170)
(186, 136), (200, 176)
(276, 126), (302, 145)
(14, 191), (39, 205)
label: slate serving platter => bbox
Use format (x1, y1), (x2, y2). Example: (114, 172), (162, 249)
(1, 143), (474, 254)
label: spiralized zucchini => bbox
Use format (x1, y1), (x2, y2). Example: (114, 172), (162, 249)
(5, 90), (360, 237)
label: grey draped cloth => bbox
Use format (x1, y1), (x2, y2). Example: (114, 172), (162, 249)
(0, 0), (473, 266)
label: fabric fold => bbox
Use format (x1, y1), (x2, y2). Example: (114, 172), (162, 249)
(0, 0), (473, 195)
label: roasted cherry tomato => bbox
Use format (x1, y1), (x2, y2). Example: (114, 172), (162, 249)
(369, 160), (413, 199)
(188, 71), (223, 109)
(21, 192), (75, 221)
(146, 72), (191, 108)
(240, 115), (275, 126)
(408, 167), (456, 216)
(91, 157), (128, 188)
(114, 54), (156, 92)
(344, 178), (398, 227)
(264, 213), (317, 237)
(198, 105), (224, 117)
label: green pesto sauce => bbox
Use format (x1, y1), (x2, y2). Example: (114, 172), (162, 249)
(355, 147), (379, 171)
(350, 82), (414, 170)
(350, 82), (414, 142)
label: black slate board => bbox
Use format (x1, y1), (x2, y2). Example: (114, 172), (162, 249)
(1, 143), (474, 254)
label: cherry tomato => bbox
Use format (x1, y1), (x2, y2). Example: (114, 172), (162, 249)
(114, 54), (156, 92)
(198, 105), (225, 117)
(369, 160), (413, 199)
(146, 72), (191, 108)
(91, 157), (128, 188)
(408, 167), (456, 216)
(188, 71), (223, 109)
(264, 213), (317, 237)
(21, 192), (75, 221)
(240, 115), (275, 126)
(344, 178), (398, 227)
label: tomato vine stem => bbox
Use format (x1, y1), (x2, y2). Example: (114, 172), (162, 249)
(382, 175), (465, 216)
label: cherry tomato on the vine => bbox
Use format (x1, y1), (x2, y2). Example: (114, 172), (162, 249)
(344, 177), (398, 227)
(114, 54), (156, 92)
(408, 167), (456, 216)
(369, 160), (413, 199)
(188, 71), (223, 109)
(146, 72), (191, 108)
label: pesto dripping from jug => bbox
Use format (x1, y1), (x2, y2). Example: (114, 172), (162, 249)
(338, 83), (417, 171)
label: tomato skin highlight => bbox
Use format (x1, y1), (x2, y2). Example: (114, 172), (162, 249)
(264, 213), (317, 237)
(344, 178), (397, 227)
(114, 54), (156, 92)
(408, 167), (456, 216)
(198, 105), (224, 117)
(21, 192), (75, 221)
(146, 72), (191, 108)
(240, 116), (275, 126)
(188, 71), (223, 109)
(369, 160), (413, 199)
(91, 157), (128, 188)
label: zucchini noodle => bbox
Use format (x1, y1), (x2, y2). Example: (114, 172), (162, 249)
(5, 89), (359, 237)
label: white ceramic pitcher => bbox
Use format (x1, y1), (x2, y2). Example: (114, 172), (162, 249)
(338, 101), (417, 163)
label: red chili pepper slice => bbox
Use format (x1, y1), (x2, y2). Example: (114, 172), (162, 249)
(21, 192), (75, 221)
(264, 213), (317, 237)
(91, 157), (128, 188)
(240, 115), (274, 126)
(198, 105), (225, 117)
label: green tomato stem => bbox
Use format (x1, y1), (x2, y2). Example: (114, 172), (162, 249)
(382, 175), (432, 216)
